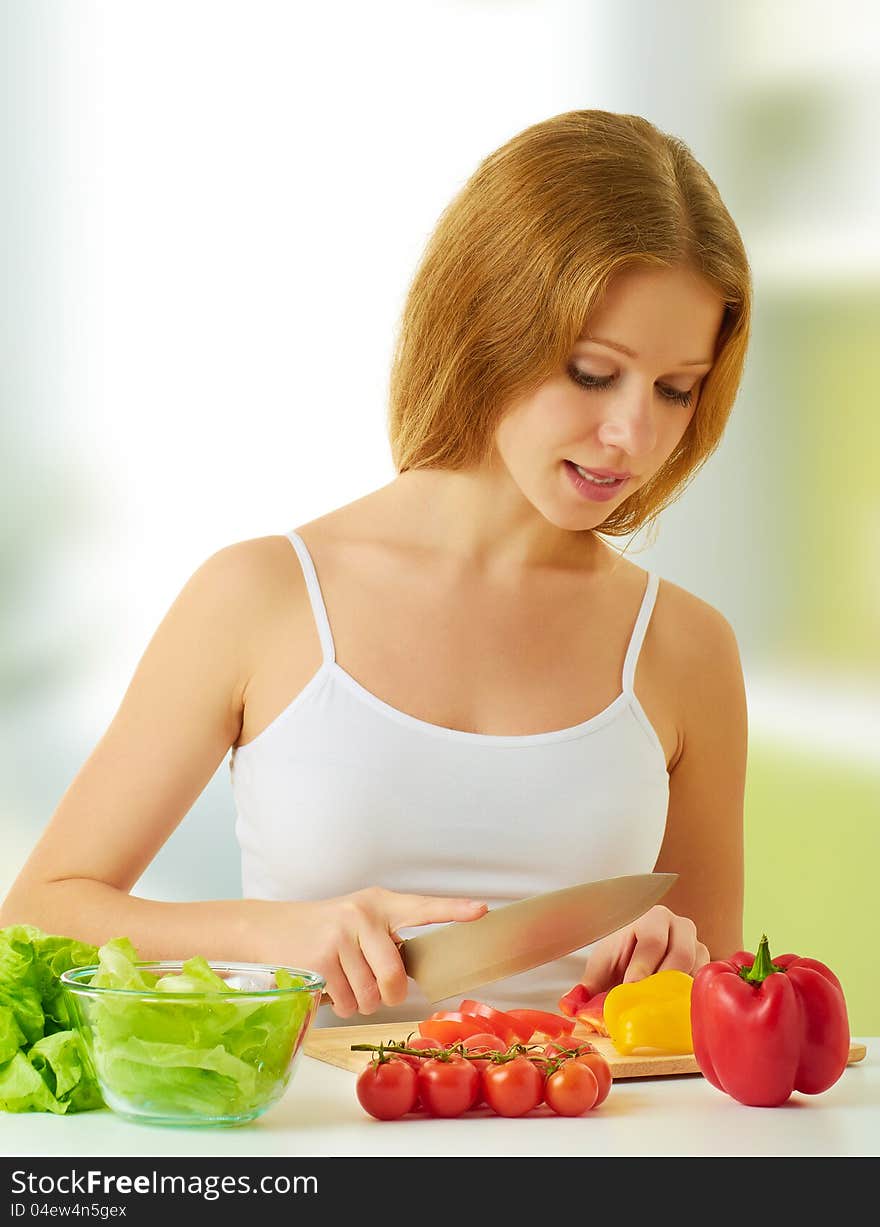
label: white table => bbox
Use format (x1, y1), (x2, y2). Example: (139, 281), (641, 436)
(2, 1039), (877, 1158)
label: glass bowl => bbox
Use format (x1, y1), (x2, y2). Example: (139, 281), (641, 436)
(59, 961), (325, 1127)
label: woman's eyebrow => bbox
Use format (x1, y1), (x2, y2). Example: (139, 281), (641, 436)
(582, 336), (713, 368)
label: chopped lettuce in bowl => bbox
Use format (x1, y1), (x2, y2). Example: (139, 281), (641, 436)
(59, 937), (325, 1126)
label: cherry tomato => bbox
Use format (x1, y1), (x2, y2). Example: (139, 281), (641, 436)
(482, 1056), (544, 1117)
(418, 1055), (480, 1117)
(544, 1060), (599, 1116)
(394, 1035), (443, 1070)
(391, 1035), (444, 1110)
(356, 1057), (418, 1120)
(542, 1038), (612, 1107)
(573, 1050), (612, 1107)
(506, 1008), (575, 1039)
(461, 1033), (506, 1107)
(459, 1000), (533, 1044)
(461, 1032), (506, 1052)
(419, 1013), (487, 1045)
(543, 1037), (596, 1059)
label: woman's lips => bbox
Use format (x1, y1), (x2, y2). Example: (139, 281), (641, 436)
(563, 459), (629, 502)
(578, 466), (631, 480)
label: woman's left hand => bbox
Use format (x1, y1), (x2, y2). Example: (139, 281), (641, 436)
(580, 905), (711, 995)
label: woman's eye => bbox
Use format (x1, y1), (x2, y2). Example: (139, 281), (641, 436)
(568, 364), (693, 408)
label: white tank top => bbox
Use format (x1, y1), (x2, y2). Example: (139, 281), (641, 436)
(229, 529), (670, 1028)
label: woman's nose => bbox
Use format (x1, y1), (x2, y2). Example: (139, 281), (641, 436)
(595, 388), (658, 456)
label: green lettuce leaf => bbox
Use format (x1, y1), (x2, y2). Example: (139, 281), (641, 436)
(27, 1031), (104, 1112)
(0, 925), (102, 1114)
(0, 1004), (28, 1064)
(0, 1051), (62, 1113)
(87, 936), (158, 991)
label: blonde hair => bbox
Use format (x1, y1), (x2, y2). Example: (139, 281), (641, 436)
(386, 109), (752, 543)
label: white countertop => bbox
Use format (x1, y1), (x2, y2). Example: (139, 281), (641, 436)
(3, 1039), (877, 1159)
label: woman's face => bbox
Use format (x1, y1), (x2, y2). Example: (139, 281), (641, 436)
(492, 263), (726, 530)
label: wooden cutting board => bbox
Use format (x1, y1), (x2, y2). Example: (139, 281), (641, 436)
(303, 1019), (867, 1079)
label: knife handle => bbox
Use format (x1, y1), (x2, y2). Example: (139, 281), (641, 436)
(315, 938), (408, 1009)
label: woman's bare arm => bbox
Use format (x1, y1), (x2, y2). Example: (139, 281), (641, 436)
(651, 600), (748, 960)
(581, 596), (748, 991)
(0, 540), (268, 951)
(0, 539), (486, 1014)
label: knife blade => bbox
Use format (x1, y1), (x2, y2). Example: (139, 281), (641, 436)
(398, 872), (678, 1002)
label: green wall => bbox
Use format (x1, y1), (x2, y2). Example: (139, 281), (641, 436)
(744, 740), (880, 1036)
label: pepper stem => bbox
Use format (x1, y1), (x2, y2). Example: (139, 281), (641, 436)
(741, 934), (784, 985)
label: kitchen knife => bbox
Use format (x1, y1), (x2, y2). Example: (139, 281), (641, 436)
(395, 871), (678, 1002)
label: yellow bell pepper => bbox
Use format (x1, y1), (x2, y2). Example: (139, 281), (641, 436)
(603, 969), (695, 1055)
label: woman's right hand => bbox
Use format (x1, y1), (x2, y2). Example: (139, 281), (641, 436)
(271, 887), (488, 1018)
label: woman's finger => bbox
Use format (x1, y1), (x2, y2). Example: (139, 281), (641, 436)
(581, 929), (636, 995)
(693, 941), (711, 975)
(356, 924), (410, 1008)
(337, 933), (382, 1015)
(323, 955), (359, 1019)
(654, 914), (700, 975)
(386, 893), (488, 930)
(621, 909), (675, 982)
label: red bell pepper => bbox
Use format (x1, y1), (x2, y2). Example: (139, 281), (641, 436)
(558, 983), (591, 1017)
(691, 934), (851, 1107)
(505, 1008), (575, 1039)
(418, 1012), (488, 1044)
(458, 1000), (533, 1044)
(558, 984), (609, 1035)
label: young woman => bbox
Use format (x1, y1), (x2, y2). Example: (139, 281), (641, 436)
(1, 110), (750, 1027)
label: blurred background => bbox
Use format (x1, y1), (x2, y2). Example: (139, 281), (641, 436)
(2, 1), (878, 1032)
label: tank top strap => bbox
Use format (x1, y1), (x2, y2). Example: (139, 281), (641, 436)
(621, 570), (660, 697)
(285, 530), (336, 666)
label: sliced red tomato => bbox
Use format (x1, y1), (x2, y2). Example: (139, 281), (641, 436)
(418, 1012), (488, 1044)
(505, 1008), (575, 1039)
(458, 1000), (534, 1044)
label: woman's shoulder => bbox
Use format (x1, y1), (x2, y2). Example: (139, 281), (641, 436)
(216, 504), (387, 617)
(602, 539), (724, 610)
(204, 534), (317, 666)
(602, 546), (739, 665)
(646, 568), (742, 681)
(211, 532), (306, 598)
(656, 570), (736, 634)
